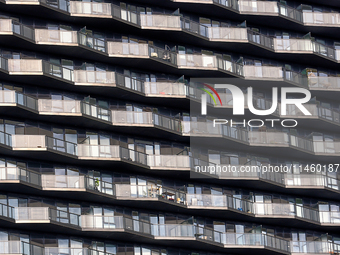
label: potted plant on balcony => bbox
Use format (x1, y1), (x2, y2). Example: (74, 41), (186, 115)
(95, 178), (100, 191)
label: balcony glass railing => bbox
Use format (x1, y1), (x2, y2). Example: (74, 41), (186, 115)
(78, 31), (106, 52)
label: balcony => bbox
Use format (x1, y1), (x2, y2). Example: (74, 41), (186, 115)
(12, 135), (45, 150)
(73, 70), (116, 86)
(147, 155), (190, 170)
(8, 59), (43, 75)
(144, 81), (186, 97)
(238, 0), (279, 15)
(77, 144), (120, 159)
(207, 27), (248, 41)
(140, 14), (181, 30)
(41, 175), (85, 190)
(303, 11), (340, 27)
(38, 99), (81, 115)
(177, 54), (217, 70)
(107, 42), (149, 58)
(243, 65), (283, 80)
(69, 1), (112, 17)
(111, 111), (153, 126)
(35, 29), (78, 45)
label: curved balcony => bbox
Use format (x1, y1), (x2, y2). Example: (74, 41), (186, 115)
(2, 19), (340, 70)
(0, 202), (340, 255)
(0, 169), (339, 230)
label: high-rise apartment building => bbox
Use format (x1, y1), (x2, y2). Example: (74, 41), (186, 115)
(0, 0), (339, 255)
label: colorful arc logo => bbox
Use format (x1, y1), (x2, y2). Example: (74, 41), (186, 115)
(200, 84), (223, 106)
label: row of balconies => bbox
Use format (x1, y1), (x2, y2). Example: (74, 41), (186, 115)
(0, 169), (339, 227)
(0, 121), (337, 162)
(3, 0), (340, 30)
(0, 204), (339, 255)
(1, 154), (339, 195)
(2, 18), (340, 65)
(1, 55), (340, 99)
(1, 89), (340, 134)
(2, 18), (340, 70)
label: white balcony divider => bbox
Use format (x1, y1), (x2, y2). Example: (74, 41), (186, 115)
(38, 99), (81, 114)
(42, 175), (85, 189)
(140, 14), (181, 29)
(319, 211), (340, 223)
(14, 207), (49, 221)
(144, 82), (186, 96)
(248, 132), (289, 145)
(187, 194), (228, 207)
(278, 103), (318, 116)
(181, 121), (222, 136)
(336, 50), (340, 61)
(308, 77), (340, 90)
(147, 155), (190, 168)
(0, 19), (12, 33)
(12, 135), (45, 149)
(177, 54), (217, 68)
(8, 59), (43, 73)
(313, 141), (340, 154)
(273, 38), (313, 52)
(285, 174), (328, 187)
(77, 144), (120, 158)
(107, 42), (149, 56)
(115, 184), (131, 197)
(70, 1), (112, 16)
(303, 11), (340, 26)
(153, 224), (195, 237)
(0, 167), (20, 181)
(81, 215), (124, 229)
(243, 65), (283, 79)
(254, 203), (293, 216)
(111, 111), (153, 125)
(35, 29), (78, 44)
(0, 90), (16, 104)
(207, 27), (248, 41)
(0, 241), (23, 254)
(239, 0), (279, 14)
(74, 70), (116, 85)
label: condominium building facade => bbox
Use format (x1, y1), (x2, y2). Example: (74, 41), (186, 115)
(0, 0), (340, 255)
